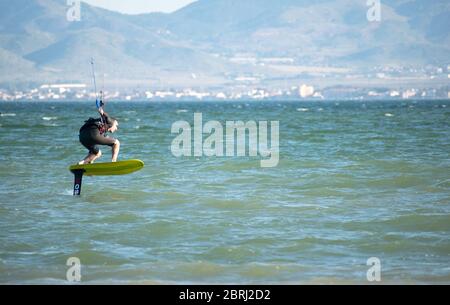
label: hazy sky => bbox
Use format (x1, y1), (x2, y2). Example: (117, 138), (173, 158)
(82, 0), (197, 14)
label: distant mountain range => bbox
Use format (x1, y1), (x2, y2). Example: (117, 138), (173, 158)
(0, 0), (449, 88)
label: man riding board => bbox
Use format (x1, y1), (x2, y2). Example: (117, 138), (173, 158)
(78, 102), (120, 165)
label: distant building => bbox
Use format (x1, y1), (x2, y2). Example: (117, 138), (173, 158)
(40, 84), (86, 89)
(260, 57), (295, 64)
(248, 89), (268, 99)
(313, 92), (324, 99)
(216, 92), (227, 99)
(390, 91), (400, 97)
(299, 84), (315, 98)
(402, 89), (417, 99)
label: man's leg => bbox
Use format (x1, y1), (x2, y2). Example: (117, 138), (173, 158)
(79, 153), (93, 165)
(112, 140), (120, 162)
(79, 150), (102, 165)
(90, 150), (102, 164)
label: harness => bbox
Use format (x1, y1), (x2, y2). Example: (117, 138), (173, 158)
(82, 117), (108, 136)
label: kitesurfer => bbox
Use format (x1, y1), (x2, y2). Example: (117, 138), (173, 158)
(78, 105), (120, 165)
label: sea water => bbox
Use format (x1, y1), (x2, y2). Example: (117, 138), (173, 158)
(0, 100), (449, 284)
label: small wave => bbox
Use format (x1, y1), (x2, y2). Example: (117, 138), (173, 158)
(42, 117), (58, 121)
(61, 189), (74, 196)
(385, 113), (394, 117)
(297, 108), (309, 112)
(433, 179), (450, 189)
(0, 113), (16, 117)
(176, 109), (188, 114)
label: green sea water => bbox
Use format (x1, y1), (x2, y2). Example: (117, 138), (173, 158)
(0, 100), (449, 284)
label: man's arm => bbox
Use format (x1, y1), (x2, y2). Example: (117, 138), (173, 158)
(98, 107), (109, 119)
(98, 108), (113, 125)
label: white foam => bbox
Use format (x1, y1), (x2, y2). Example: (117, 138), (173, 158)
(0, 113), (16, 117)
(42, 117), (57, 121)
(385, 113), (394, 117)
(297, 108), (309, 112)
(176, 109), (188, 114)
(61, 189), (74, 196)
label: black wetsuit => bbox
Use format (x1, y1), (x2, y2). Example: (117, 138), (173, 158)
(79, 113), (116, 155)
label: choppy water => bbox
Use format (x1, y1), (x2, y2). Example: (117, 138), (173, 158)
(0, 100), (449, 284)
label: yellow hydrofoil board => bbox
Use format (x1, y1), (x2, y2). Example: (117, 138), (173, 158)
(70, 159), (144, 176)
(69, 160), (144, 195)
